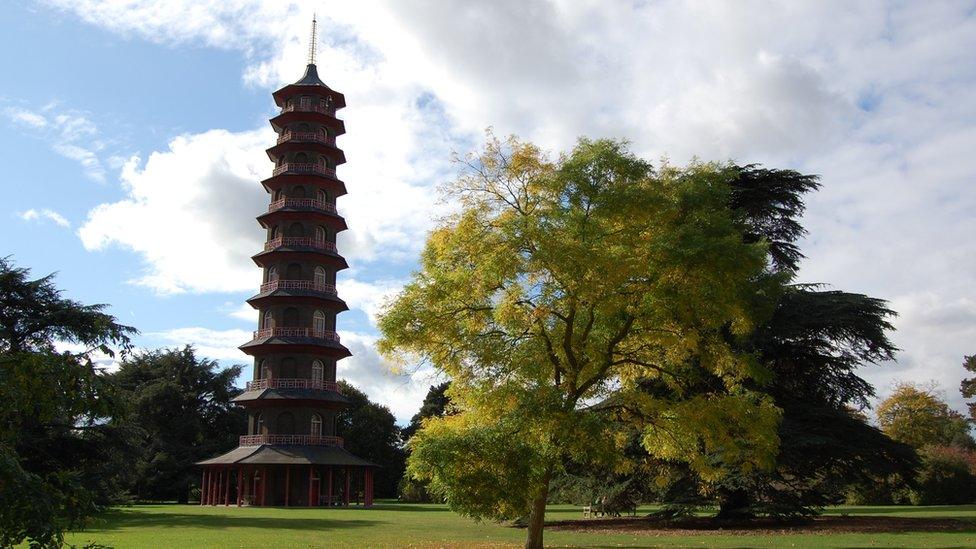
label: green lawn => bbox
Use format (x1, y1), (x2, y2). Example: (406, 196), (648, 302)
(60, 502), (976, 548)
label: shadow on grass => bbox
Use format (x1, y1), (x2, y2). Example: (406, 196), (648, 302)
(88, 508), (383, 533)
(830, 505), (976, 515)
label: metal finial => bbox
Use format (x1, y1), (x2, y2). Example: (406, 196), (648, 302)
(308, 15), (318, 65)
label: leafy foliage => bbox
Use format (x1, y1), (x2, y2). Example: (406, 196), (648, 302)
(108, 346), (244, 503)
(336, 381), (405, 498)
(380, 135), (776, 547)
(877, 383), (974, 450)
(0, 258), (135, 547)
(959, 355), (976, 420)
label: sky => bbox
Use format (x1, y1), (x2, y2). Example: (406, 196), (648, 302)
(1, 1), (974, 423)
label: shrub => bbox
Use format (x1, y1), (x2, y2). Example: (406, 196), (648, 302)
(909, 446), (976, 505)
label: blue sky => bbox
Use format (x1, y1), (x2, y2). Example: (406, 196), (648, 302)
(2, 1), (975, 422)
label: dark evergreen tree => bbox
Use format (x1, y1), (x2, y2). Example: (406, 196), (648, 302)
(335, 381), (405, 498)
(109, 346), (244, 503)
(0, 257), (135, 547)
(402, 381), (451, 441)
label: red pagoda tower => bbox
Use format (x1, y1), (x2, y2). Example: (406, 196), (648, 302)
(198, 19), (375, 508)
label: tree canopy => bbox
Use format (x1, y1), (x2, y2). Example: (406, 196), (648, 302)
(0, 258), (135, 548)
(878, 383), (974, 450)
(336, 381), (405, 498)
(379, 136), (779, 548)
(108, 346), (245, 503)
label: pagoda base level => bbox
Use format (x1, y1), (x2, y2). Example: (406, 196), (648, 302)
(198, 463), (374, 508)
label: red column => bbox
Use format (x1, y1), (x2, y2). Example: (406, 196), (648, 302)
(224, 468), (231, 506)
(327, 467), (333, 506)
(260, 466), (267, 506)
(308, 466), (315, 507)
(285, 465), (291, 507)
(237, 468), (244, 506)
(209, 468), (216, 505)
(344, 468), (350, 506)
(200, 469), (208, 505)
(365, 468), (373, 507)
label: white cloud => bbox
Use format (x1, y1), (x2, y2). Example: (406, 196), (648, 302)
(148, 327), (254, 362)
(3, 104), (106, 181)
(18, 208), (71, 227)
(49, 0), (976, 416)
(337, 278), (405, 323)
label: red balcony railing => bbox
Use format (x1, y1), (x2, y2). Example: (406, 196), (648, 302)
(251, 327), (340, 342)
(239, 434), (344, 447)
(263, 237), (337, 253)
(272, 163), (336, 177)
(259, 279), (337, 294)
(282, 103), (336, 116)
(245, 378), (341, 393)
(276, 131), (336, 146)
(267, 198), (337, 214)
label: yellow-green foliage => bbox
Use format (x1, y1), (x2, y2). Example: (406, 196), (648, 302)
(378, 134), (780, 522)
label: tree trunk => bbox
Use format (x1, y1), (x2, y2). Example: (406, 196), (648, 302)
(716, 488), (753, 520)
(524, 467), (553, 549)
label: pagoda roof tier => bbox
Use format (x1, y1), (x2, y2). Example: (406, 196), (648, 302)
(239, 334), (352, 359)
(270, 110), (345, 135)
(266, 139), (346, 165)
(246, 289), (349, 312)
(197, 444), (374, 467)
(232, 386), (351, 408)
(272, 64), (347, 109)
(251, 249), (349, 272)
(261, 173), (347, 198)
(257, 207), (348, 233)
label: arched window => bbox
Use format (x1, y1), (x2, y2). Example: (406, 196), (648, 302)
(283, 307), (299, 326)
(270, 226), (280, 239)
(286, 263), (302, 280)
(315, 226), (327, 243)
(276, 412), (295, 435)
(314, 266), (327, 288)
(316, 189), (327, 203)
(297, 122), (310, 132)
(300, 96), (310, 108)
(313, 310), (326, 334)
(255, 413), (265, 434)
(295, 152), (309, 163)
(266, 266), (278, 283)
(287, 222), (304, 237)
(259, 360), (269, 380)
(293, 185), (306, 198)
(310, 413), (322, 437)
(262, 311), (274, 329)
(312, 360), (324, 383)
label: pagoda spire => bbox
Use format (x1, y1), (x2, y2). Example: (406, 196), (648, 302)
(308, 14), (318, 66)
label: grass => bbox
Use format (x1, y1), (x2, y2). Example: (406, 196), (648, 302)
(60, 502), (976, 548)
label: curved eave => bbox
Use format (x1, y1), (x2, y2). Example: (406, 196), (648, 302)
(270, 112), (345, 135)
(198, 445), (375, 468)
(261, 174), (347, 198)
(266, 141), (346, 165)
(232, 388), (351, 407)
(257, 209), (348, 233)
(239, 337), (351, 358)
(273, 85), (347, 109)
(251, 249), (349, 271)
(246, 290), (349, 312)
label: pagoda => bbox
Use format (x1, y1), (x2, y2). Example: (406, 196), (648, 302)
(197, 18), (375, 508)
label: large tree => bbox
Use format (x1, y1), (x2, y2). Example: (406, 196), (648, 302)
(621, 166), (916, 518)
(336, 381), (405, 498)
(959, 354), (976, 420)
(109, 346), (244, 503)
(0, 258), (135, 547)
(379, 137), (779, 548)
(877, 383), (974, 450)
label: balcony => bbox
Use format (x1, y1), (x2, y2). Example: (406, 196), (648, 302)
(245, 378), (342, 393)
(267, 198), (337, 215)
(259, 279), (337, 294)
(277, 131), (336, 147)
(263, 237), (337, 253)
(251, 327), (340, 343)
(282, 103), (336, 116)
(239, 434), (344, 447)
(272, 163), (336, 178)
